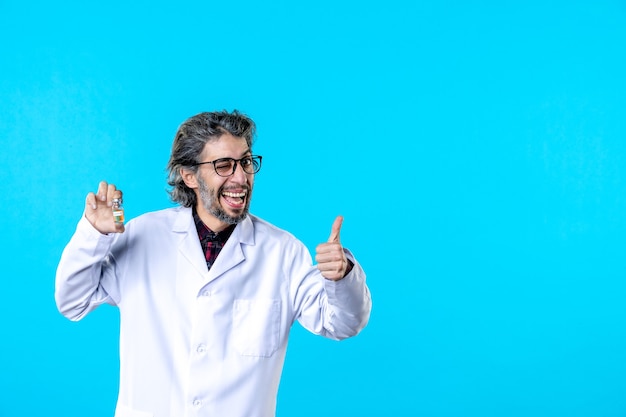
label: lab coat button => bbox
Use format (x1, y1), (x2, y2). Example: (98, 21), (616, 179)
(201, 290), (211, 297)
(193, 399), (202, 407)
(196, 344), (206, 353)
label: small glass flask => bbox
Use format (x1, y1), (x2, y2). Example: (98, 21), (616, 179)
(112, 198), (125, 224)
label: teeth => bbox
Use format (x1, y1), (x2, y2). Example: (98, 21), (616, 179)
(223, 191), (246, 198)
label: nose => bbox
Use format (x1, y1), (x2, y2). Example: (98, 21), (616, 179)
(230, 160), (248, 183)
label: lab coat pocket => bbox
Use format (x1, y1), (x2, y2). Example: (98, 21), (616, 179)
(115, 404), (153, 417)
(232, 299), (281, 357)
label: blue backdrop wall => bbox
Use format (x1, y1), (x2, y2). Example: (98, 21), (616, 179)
(1, 1), (625, 416)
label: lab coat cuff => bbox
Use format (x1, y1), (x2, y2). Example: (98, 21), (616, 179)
(323, 249), (366, 300)
(322, 249), (371, 338)
(76, 213), (116, 246)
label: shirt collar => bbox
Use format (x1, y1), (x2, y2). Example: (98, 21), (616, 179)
(192, 207), (236, 244)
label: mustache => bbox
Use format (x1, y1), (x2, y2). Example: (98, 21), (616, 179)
(220, 184), (250, 193)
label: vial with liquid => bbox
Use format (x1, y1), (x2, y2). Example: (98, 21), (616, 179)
(112, 198), (125, 224)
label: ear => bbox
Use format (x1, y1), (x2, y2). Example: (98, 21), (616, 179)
(180, 167), (198, 189)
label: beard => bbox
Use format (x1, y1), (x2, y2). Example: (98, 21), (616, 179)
(197, 175), (251, 225)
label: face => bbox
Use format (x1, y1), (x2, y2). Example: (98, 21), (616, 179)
(183, 133), (255, 231)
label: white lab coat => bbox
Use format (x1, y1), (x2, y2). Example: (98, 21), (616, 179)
(55, 206), (371, 417)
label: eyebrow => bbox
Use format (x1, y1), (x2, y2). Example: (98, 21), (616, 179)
(208, 148), (252, 162)
(240, 149), (252, 157)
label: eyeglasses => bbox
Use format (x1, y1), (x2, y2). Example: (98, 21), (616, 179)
(194, 155), (263, 177)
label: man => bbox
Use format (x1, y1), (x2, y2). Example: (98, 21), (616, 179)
(55, 110), (371, 417)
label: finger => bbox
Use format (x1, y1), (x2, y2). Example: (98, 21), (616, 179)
(327, 215), (343, 243)
(106, 183), (118, 206)
(315, 245), (344, 263)
(316, 260), (346, 281)
(97, 181), (109, 201)
(110, 183), (123, 203)
(114, 222), (126, 233)
(317, 261), (342, 273)
(86, 192), (97, 210)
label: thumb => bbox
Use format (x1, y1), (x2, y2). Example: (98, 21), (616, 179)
(327, 215), (343, 243)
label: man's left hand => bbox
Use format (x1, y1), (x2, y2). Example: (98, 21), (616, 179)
(315, 215), (352, 281)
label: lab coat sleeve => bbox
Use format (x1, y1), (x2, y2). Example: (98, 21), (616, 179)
(290, 241), (371, 341)
(55, 215), (121, 321)
(321, 249), (371, 338)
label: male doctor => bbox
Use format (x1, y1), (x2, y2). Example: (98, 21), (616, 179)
(55, 110), (371, 417)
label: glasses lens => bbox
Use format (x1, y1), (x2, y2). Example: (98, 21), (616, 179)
(211, 156), (261, 176)
(241, 156), (262, 174)
(250, 156), (262, 173)
(214, 159), (235, 176)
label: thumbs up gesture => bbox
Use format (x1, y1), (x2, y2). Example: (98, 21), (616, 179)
(315, 215), (352, 281)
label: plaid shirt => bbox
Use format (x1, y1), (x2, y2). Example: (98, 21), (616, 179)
(193, 209), (236, 271)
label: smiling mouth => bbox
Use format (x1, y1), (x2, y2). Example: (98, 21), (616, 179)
(222, 190), (247, 207)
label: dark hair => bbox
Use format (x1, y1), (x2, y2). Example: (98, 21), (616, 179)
(166, 110), (256, 207)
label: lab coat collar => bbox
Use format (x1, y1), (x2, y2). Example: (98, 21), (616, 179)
(171, 206), (256, 286)
(205, 215), (255, 283)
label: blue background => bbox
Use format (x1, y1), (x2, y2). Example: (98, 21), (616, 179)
(1, 1), (626, 416)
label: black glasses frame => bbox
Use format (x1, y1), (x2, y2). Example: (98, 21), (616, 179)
(194, 155), (263, 177)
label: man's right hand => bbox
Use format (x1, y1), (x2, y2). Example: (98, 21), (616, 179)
(85, 181), (125, 234)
